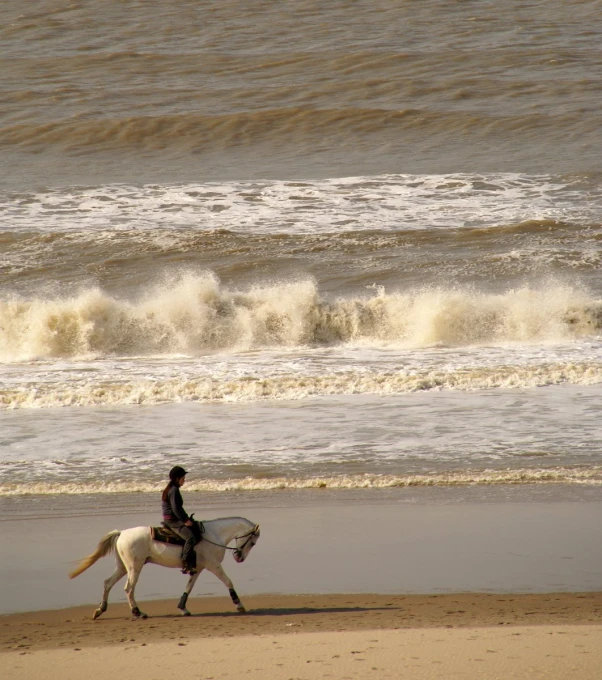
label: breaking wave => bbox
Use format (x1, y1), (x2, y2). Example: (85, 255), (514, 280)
(1, 274), (601, 362)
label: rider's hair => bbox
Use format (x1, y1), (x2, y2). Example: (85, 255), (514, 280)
(161, 481), (174, 502)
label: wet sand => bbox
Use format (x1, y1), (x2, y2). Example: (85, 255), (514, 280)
(2, 487), (602, 614)
(2, 593), (602, 679)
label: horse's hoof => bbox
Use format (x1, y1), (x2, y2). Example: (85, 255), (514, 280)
(237, 606), (246, 614)
(180, 610), (191, 617)
(93, 601), (107, 620)
(131, 606), (148, 620)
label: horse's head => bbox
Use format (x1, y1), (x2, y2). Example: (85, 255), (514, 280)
(233, 524), (260, 563)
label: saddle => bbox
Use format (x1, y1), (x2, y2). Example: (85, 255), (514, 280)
(151, 520), (204, 546)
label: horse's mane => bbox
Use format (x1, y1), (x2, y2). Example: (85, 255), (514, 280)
(203, 516), (255, 527)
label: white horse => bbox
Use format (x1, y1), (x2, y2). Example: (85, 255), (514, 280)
(70, 516), (260, 619)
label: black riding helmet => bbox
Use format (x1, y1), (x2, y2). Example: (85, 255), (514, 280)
(169, 465), (187, 482)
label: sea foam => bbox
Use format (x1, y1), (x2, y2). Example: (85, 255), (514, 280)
(1, 466), (601, 496)
(2, 362), (601, 410)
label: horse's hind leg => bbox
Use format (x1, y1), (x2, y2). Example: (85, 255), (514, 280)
(124, 562), (147, 619)
(93, 557), (127, 620)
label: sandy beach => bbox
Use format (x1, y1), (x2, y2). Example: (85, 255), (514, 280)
(2, 593), (602, 679)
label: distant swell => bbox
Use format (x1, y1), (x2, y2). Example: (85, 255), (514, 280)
(1, 275), (601, 362)
(1, 467), (600, 496)
(0, 108), (587, 153)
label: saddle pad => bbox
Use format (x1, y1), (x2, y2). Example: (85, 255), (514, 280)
(151, 522), (205, 546)
(151, 526), (185, 546)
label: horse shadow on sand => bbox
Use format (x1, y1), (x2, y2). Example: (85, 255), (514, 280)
(154, 604), (401, 619)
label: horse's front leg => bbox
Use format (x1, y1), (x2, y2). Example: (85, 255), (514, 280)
(206, 563), (246, 613)
(177, 569), (202, 617)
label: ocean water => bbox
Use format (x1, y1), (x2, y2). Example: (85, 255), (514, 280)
(1, 1), (602, 503)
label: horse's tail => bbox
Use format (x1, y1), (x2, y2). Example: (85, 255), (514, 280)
(69, 530), (121, 579)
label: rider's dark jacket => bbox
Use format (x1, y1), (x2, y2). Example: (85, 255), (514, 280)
(162, 484), (190, 523)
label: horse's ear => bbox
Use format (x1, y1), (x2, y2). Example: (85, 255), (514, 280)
(254, 524), (260, 534)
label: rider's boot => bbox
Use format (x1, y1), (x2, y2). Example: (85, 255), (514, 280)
(181, 559), (197, 576)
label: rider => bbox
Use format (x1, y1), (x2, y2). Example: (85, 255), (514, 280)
(162, 466), (198, 575)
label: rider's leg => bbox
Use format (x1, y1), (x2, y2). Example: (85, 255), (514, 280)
(165, 521), (197, 572)
(180, 527), (197, 571)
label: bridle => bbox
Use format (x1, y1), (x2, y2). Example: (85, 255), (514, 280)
(201, 527), (259, 558)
